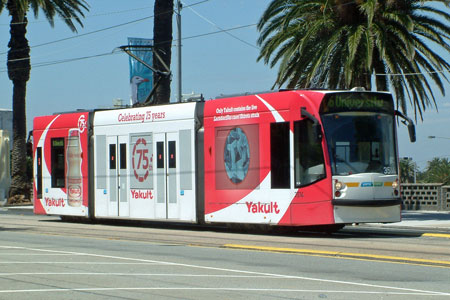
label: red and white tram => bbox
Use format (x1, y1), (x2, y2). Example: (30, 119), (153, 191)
(32, 90), (415, 229)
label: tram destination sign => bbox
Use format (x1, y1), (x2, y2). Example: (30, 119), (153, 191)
(320, 92), (394, 114)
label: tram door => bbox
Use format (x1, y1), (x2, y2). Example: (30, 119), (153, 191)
(107, 135), (129, 217)
(154, 132), (179, 219)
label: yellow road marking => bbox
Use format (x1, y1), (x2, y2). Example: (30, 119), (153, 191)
(422, 233), (450, 239)
(223, 244), (450, 267)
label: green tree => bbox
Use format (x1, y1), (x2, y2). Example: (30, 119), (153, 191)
(422, 157), (450, 184)
(257, 0), (450, 118)
(399, 157), (418, 183)
(1, 0), (89, 201)
(152, 0), (173, 105)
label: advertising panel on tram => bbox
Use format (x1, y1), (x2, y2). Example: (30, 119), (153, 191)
(33, 112), (90, 216)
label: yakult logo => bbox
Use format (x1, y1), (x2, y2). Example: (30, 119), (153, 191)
(68, 185), (82, 198)
(246, 201), (280, 214)
(45, 197), (65, 207)
(78, 115), (86, 133)
(131, 189), (154, 200)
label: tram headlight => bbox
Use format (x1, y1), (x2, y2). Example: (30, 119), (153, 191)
(334, 180), (345, 197)
(335, 180), (345, 191)
(392, 179), (399, 189)
(392, 178), (399, 196)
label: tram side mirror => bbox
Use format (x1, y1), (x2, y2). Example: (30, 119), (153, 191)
(313, 123), (323, 142)
(301, 107), (322, 142)
(395, 110), (416, 143)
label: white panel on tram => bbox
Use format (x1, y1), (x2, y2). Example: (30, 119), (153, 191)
(92, 102), (197, 222)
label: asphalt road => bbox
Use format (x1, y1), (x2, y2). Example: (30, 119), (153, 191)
(0, 209), (449, 299)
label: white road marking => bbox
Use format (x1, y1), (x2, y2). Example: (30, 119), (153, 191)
(0, 246), (23, 249)
(0, 253), (79, 256)
(0, 287), (447, 296)
(0, 262), (161, 265)
(0, 273), (273, 278)
(0, 245), (448, 297)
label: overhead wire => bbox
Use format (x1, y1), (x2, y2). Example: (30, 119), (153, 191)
(375, 69), (450, 76)
(2, 0), (447, 79)
(180, 23), (257, 42)
(0, 0), (214, 57)
(16, 12), (141, 64)
(182, 0), (259, 50)
(0, 15), (154, 56)
(0, 22), (257, 73)
(0, 52), (120, 73)
(1, 0), (260, 70)
(0, 6), (154, 26)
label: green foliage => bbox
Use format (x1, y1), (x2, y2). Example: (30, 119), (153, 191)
(401, 157), (450, 184)
(257, 0), (450, 120)
(399, 158), (418, 183)
(1, 0), (89, 199)
(421, 157), (450, 184)
(1, 0), (89, 32)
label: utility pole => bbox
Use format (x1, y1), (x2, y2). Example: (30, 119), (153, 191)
(176, 0), (182, 103)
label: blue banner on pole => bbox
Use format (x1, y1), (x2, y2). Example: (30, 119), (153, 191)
(128, 37), (153, 105)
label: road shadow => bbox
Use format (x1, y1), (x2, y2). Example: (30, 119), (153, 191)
(43, 215), (424, 240)
(0, 227), (32, 232)
(401, 211), (450, 221)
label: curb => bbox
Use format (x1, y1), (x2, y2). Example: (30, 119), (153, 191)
(1, 205), (33, 209)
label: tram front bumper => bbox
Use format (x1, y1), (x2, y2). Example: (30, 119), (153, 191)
(332, 199), (401, 224)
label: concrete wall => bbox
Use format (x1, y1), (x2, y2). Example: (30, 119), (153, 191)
(401, 183), (450, 211)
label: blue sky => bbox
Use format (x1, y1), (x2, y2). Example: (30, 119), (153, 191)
(0, 0), (449, 170)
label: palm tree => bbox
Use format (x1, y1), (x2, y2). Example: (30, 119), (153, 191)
(422, 157), (450, 184)
(399, 157), (418, 183)
(153, 0), (173, 104)
(257, 0), (450, 118)
(1, 0), (89, 202)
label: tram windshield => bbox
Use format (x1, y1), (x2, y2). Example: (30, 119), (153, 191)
(320, 93), (397, 176)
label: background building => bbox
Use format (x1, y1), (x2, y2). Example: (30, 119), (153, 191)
(0, 109), (12, 150)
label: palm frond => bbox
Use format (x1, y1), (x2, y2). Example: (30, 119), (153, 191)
(257, 0), (450, 119)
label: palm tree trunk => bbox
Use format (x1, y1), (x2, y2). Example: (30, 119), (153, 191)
(153, 0), (173, 104)
(7, 0), (31, 201)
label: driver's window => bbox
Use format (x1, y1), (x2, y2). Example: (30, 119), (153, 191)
(294, 119), (326, 188)
(336, 141), (349, 162)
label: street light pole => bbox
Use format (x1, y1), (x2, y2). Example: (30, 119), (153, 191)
(176, 0), (182, 103)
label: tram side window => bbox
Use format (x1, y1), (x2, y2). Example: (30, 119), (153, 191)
(36, 147), (43, 198)
(120, 143), (126, 169)
(51, 138), (65, 188)
(271, 122), (290, 189)
(109, 144), (116, 170)
(294, 120), (325, 187)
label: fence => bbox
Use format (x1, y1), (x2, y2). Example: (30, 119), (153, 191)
(401, 183), (450, 211)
